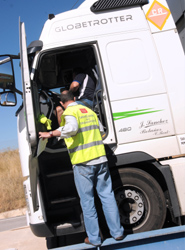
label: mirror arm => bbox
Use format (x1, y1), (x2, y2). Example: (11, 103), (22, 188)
(10, 55), (20, 60)
(13, 87), (23, 96)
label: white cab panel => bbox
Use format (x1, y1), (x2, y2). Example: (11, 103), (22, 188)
(98, 30), (166, 102)
(111, 94), (175, 144)
(115, 136), (180, 158)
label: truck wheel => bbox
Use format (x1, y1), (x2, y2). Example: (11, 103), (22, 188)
(114, 168), (166, 233)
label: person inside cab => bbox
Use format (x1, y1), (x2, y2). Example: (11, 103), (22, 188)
(69, 67), (96, 109)
(56, 67), (96, 125)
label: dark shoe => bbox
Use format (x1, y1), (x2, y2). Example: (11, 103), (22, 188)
(115, 235), (124, 241)
(84, 237), (101, 247)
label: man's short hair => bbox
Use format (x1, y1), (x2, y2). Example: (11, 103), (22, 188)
(60, 90), (74, 103)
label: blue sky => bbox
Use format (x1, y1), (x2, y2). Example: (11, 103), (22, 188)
(0, 0), (85, 151)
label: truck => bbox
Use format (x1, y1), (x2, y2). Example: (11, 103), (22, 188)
(167, 0), (185, 52)
(0, 0), (184, 248)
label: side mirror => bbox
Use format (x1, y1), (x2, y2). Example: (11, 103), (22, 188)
(0, 54), (22, 96)
(0, 55), (15, 90)
(0, 91), (17, 106)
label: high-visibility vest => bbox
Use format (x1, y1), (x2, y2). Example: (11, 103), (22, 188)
(60, 104), (106, 165)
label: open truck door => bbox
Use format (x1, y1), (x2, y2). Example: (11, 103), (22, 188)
(19, 19), (39, 212)
(19, 19), (37, 147)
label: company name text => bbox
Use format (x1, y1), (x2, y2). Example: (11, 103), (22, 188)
(55, 15), (133, 32)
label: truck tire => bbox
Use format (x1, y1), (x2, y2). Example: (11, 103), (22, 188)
(114, 168), (166, 234)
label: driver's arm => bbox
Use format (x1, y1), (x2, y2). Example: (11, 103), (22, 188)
(69, 81), (80, 93)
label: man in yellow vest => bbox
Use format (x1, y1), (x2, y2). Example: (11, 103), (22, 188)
(39, 90), (124, 247)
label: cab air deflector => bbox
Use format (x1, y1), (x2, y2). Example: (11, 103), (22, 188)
(91, 0), (149, 12)
(27, 40), (43, 54)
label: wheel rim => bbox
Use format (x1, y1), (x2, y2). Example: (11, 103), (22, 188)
(115, 185), (151, 230)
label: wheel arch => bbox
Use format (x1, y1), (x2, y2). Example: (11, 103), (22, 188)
(108, 151), (181, 221)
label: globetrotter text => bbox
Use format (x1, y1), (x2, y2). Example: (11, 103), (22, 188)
(55, 15), (133, 32)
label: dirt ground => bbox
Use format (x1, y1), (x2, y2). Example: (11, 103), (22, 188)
(0, 208), (46, 250)
(0, 226), (46, 250)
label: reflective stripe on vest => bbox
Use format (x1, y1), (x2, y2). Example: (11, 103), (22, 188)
(61, 104), (105, 165)
(77, 125), (99, 133)
(68, 140), (104, 154)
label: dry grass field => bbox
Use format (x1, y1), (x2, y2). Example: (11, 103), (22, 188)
(0, 149), (26, 213)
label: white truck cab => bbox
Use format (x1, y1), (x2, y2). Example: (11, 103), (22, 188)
(0, 0), (185, 248)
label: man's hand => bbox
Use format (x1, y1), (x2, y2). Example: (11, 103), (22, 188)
(39, 132), (51, 140)
(39, 130), (61, 139)
(70, 81), (80, 92)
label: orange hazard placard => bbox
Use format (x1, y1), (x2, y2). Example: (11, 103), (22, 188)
(146, 0), (171, 30)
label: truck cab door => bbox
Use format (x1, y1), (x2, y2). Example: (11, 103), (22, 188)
(19, 19), (39, 212)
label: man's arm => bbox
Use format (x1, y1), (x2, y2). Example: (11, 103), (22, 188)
(56, 106), (64, 125)
(39, 129), (61, 139)
(69, 81), (80, 93)
(57, 115), (78, 138)
(39, 115), (78, 139)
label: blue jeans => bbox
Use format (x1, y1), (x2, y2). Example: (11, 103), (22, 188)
(73, 162), (124, 245)
(76, 98), (93, 109)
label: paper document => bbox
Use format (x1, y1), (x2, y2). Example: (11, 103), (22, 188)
(37, 138), (48, 157)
